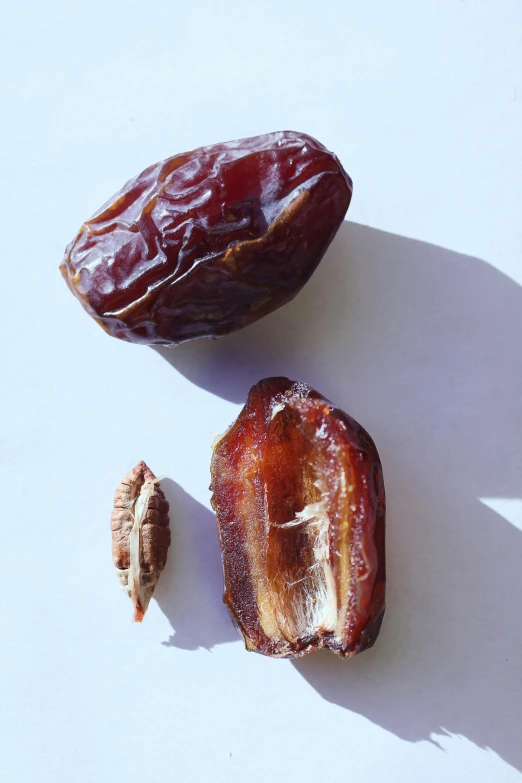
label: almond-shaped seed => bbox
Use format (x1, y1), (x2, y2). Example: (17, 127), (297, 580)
(111, 461), (171, 621)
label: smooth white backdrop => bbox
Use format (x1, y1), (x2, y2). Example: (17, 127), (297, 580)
(1, 1), (521, 781)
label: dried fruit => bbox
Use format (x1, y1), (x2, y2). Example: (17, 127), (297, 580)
(60, 131), (352, 345)
(210, 378), (385, 659)
(111, 461), (171, 621)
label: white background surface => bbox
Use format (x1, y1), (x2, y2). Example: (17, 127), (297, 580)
(1, 1), (522, 781)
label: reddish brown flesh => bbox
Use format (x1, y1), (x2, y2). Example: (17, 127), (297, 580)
(210, 378), (385, 659)
(60, 131), (352, 345)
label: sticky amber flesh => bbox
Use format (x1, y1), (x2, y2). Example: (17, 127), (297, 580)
(210, 378), (385, 659)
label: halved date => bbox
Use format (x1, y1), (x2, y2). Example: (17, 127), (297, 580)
(111, 461), (171, 621)
(210, 378), (385, 658)
(60, 131), (352, 345)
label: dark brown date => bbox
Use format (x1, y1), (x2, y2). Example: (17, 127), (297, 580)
(210, 378), (385, 659)
(60, 132), (352, 345)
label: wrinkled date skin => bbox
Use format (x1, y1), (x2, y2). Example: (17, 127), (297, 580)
(60, 132), (352, 345)
(210, 378), (385, 659)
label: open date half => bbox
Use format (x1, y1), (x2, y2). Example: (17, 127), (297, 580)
(61, 131), (352, 345)
(210, 378), (385, 659)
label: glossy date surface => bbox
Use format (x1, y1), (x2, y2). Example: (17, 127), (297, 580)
(210, 378), (385, 659)
(61, 132), (352, 345)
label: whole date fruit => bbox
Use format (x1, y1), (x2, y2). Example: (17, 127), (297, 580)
(210, 378), (385, 659)
(60, 131), (352, 345)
